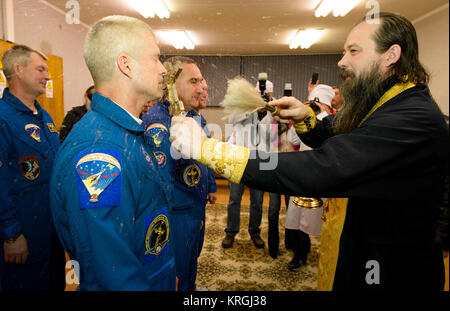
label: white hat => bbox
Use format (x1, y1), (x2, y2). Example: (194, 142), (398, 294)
(255, 80), (273, 94)
(308, 84), (334, 107)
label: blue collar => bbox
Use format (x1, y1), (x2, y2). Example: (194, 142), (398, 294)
(186, 109), (207, 128)
(161, 99), (170, 108)
(1, 88), (43, 114)
(157, 100), (207, 128)
(155, 100), (210, 136)
(157, 99), (171, 114)
(91, 92), (145, 134)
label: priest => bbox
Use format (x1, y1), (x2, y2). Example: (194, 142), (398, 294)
(169, 12), (449, 291)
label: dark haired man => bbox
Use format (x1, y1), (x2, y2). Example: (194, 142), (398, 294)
(330, 86), (343, 111)
(170, 12), (448, 291)
(59, 85), (94, 142)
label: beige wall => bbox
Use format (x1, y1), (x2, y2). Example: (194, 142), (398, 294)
(414, 5), (449, 116)
(201, 106), (228, 141)
(13, 0), (92, 114)
(201, 6), (450, 134)
(8, 1), (449, 118)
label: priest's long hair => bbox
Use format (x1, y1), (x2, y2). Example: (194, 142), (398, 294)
(372, 12), (429, 85)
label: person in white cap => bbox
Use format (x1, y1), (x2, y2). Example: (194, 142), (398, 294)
(255, 72), (274, 102)
(307, 84), (335, 117)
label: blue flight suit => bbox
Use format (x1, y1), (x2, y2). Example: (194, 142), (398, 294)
(0, 88), (62, 290)
(50, 93), (176, 290)
(142, 100), (216, 291)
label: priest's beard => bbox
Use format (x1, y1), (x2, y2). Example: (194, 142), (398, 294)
(333, 61), (392, 134)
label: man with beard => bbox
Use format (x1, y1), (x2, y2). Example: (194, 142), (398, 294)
(169, 12), (448, 291)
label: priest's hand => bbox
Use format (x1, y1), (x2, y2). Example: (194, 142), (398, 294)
(170, 116), (207, 160)
(268, 97), (310, 122)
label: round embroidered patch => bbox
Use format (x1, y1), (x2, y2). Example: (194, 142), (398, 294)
(145, 213), (169, 260)
(183, 164), (201, 188)
(153, 151), (167, 168)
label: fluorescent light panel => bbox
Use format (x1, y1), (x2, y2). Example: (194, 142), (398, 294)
(126, 0), (170, 19)
(315, 0), (361, 17)
(157, 30), (195, 50)
(289, 29), (325, 49)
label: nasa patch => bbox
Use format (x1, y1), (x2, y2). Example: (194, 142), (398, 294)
(75, 149), (122, 209)
(153, 151), (167, 168)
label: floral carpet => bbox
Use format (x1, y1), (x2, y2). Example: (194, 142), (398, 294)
(196, 203), (320, 291)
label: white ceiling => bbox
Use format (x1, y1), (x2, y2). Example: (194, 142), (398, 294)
(45, 0), (449, 55)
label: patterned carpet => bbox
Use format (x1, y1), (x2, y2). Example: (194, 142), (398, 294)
(196, 203), (320, 291)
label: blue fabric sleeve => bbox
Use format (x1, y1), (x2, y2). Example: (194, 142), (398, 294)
(0, 120), (23, 240)
(78, 206), (166, 290)
(207, 168), (217, 193)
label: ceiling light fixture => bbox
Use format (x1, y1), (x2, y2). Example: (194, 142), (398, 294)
(289, 29), (325, 49)
(156, 30), (195, 50)
(314, 0), (361, 17)
(126, 0), (170, 19)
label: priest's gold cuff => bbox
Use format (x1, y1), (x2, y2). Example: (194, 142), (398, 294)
(291, 106), (317, 134)
(199, 138), (250, 184)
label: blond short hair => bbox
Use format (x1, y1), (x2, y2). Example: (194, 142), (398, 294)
(1, 45), (47, 83)
(84, 15), (154, 84)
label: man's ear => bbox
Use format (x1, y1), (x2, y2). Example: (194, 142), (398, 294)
(13, 64), (22, 79)
(384, 44), (401, 67)
(117, 53), (134, 79)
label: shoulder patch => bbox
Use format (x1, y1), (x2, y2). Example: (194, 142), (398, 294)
(46, 123), (58, 133)
(145, 123), (168, 148)
(25, 124), (41, 142)
(75, 149), (122, 209)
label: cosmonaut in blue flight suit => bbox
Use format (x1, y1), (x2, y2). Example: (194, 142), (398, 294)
(50, 93), (176, 290)
(0, 88), (61, 290)
(142, 100), (216, 291)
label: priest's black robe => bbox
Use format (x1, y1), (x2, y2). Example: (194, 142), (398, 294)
(242, 85), (448, 291)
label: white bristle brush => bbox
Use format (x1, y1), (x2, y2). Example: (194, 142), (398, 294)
(220, 77), (278, 116)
